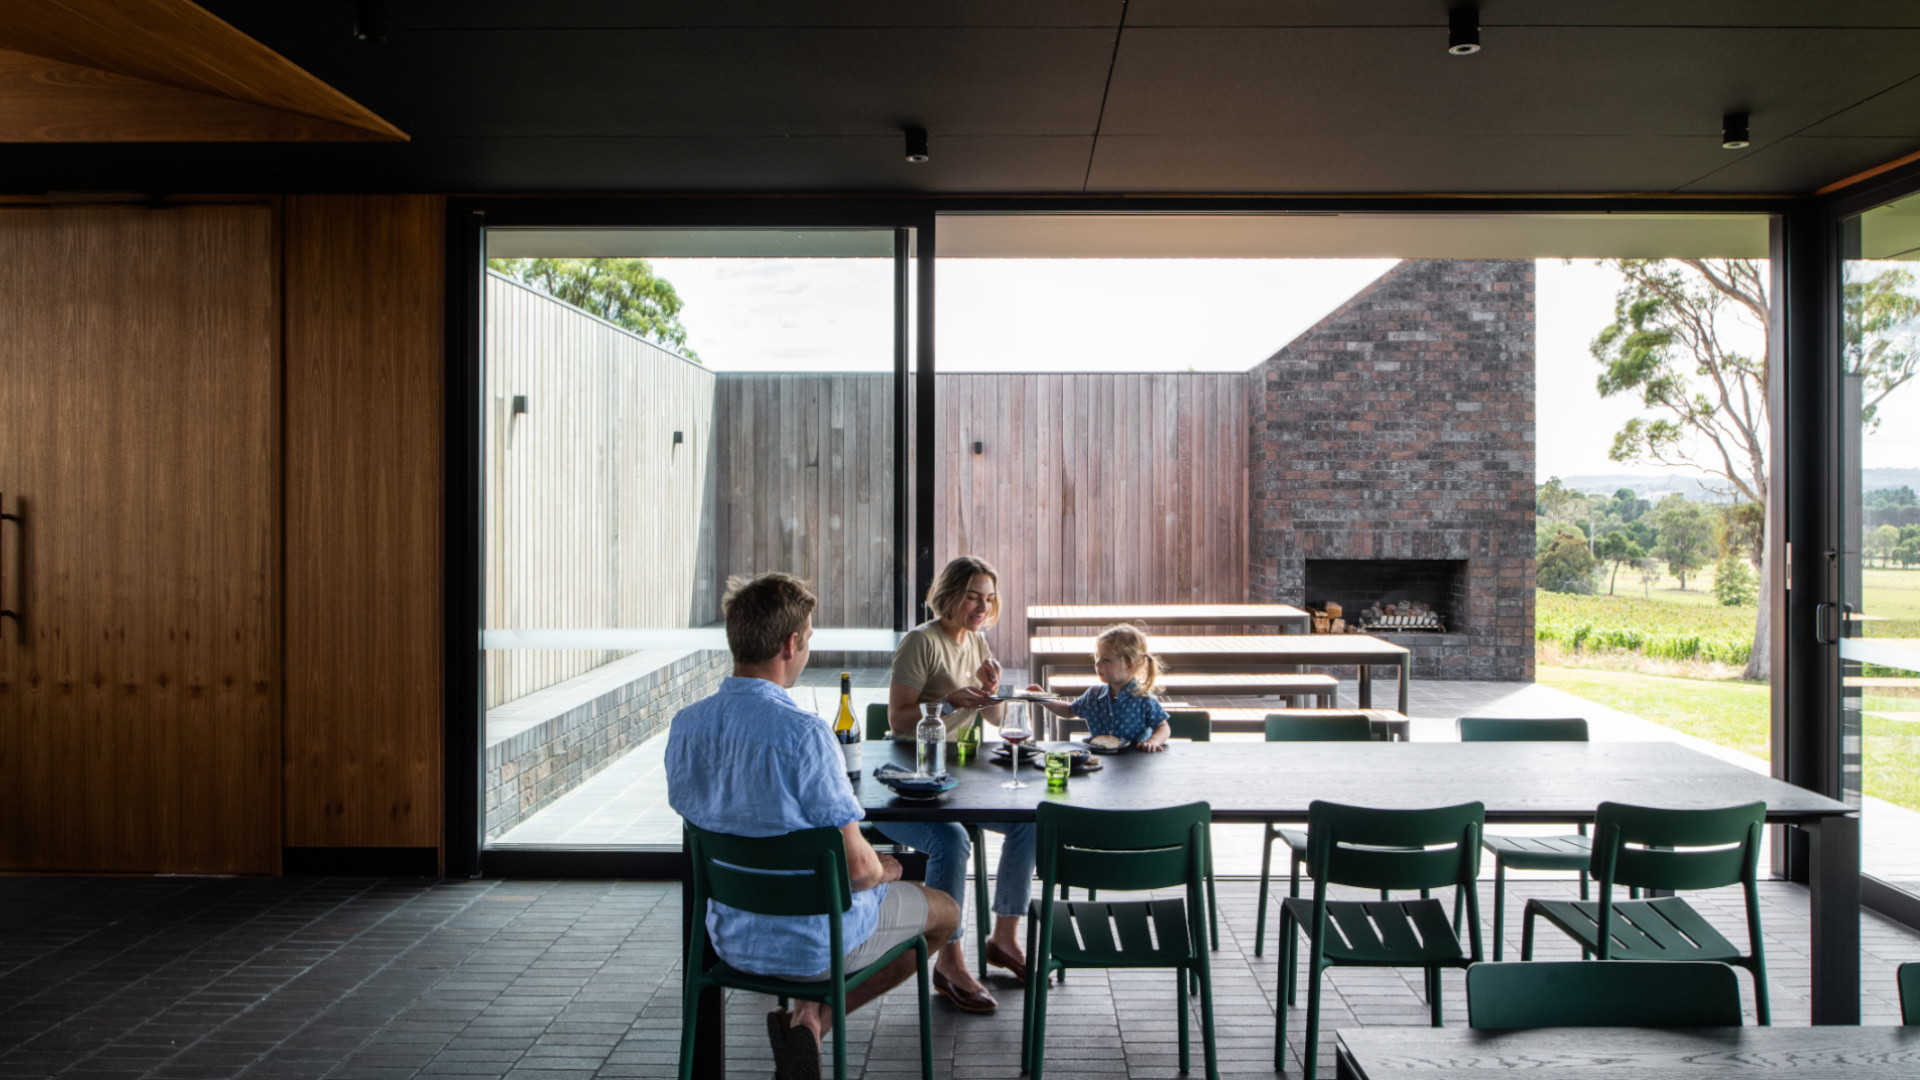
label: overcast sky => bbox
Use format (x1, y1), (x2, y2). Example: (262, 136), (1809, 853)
(649, 256), (1919, 481)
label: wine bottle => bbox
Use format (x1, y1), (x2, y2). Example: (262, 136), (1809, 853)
(834, 672), (862, 780)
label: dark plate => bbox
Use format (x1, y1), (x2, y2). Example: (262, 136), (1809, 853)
(990, 743), (1101, 773)
(1077, 737), (1135, 755)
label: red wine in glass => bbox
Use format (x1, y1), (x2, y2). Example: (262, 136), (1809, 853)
(1001, 724), (1032, 788)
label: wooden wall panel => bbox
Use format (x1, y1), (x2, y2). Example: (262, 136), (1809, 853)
(483, 276), (718, 707)
(284, 194), (444, 849)
(703, 372), (1246, 669)
(0, 204), (279, 873)
(932, 373), (1251, 668)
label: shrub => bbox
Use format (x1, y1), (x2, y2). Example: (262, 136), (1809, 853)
(1714, 552), (1757, 607)
(1538, 528), (1598, 594)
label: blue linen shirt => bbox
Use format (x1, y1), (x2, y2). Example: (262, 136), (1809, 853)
(1072, 681), (1170, 744)
(666, 676), (882, 977)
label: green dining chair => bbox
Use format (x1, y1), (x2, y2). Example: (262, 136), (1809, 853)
(1023, 802), (1216, 1080)
(864, 702), (993, 978)
(1466, 960), (1743, 1029)
(1522, 800), (1771, 1025)
(680, 823), (933, 1080)
(1057, 709), (1220, 953)
(1255, 712), (1377, 959)
(1276, 800), (1484, 1080)
(1899, 961), (1919, 1024)
(1455, 716), (1598, 960)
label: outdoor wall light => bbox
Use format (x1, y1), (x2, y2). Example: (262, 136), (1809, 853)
(1447, 6), (1481, 55)
(904, 126), (930, 164)
(972, 440), (984, 455)
(1721, 111), (1751, 150)
(510, 394), (528, 417)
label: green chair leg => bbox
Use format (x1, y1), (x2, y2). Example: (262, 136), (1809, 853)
(1255, 827), (1276, 958)
(968, 824), (990, 979)
(1206, 844), (1220, 951)
(1176, 950), (1190, 1074)
(1491, 860), (1507, 961)
(1302, 957), (1325, 1080)
(915, 941), (933, 1080)
(829, 977), (847, 1080)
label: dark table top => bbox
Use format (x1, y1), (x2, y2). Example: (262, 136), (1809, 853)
(858, 739), (1854, 825)
(1334, 1025), (1920, 1080)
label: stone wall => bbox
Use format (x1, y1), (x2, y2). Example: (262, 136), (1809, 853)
(484, 649), (731, 838)
(1247, 259), (1534, 681)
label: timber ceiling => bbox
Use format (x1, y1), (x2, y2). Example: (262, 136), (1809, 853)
(6, 0), (1920, 197)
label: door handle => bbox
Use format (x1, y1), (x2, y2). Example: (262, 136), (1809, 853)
(0, 491), (18, 633)
(1813, 601), (1842, 645)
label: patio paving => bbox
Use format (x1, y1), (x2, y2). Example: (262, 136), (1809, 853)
(0, 874), (1915, 1080)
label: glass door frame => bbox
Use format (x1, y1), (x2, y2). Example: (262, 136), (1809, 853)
(444, 199), (937, 878)
(1813, 162), (1920, 930)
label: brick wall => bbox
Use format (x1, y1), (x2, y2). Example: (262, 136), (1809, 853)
(1248, 259), (1534, 681)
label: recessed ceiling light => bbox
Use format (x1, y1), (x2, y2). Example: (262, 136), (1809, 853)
(1721, 111), (1751, 150)
(1448, 6), (1481, 56)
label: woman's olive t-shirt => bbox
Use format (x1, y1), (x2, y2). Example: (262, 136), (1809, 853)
(888, 620), (993, 736)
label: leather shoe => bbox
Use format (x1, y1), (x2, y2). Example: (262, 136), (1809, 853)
(984, 940), (1029, 986)
(932, 969), (997, 1014)
(766, 1010), (820, 1080)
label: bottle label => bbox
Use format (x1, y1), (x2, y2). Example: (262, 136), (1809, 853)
(843, 739), (862, 778)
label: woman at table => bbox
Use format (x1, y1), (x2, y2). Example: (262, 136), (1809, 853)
(873, 555), (1034, 1014)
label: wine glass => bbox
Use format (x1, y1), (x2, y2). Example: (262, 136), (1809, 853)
(1000, 712), (1032, 789)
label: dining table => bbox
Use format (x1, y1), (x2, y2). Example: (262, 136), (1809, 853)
(682, 738), (1860, 1080)
(1333, 1025), (1920, 1080)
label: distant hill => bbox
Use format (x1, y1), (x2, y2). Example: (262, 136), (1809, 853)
(1549, 468), (1920, 503)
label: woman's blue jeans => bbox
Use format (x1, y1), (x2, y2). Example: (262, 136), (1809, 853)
(872, 820), (1035, 929)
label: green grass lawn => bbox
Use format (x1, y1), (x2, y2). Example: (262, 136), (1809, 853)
(1538, 664), (1920, 812)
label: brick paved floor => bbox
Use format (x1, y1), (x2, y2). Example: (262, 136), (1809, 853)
(2, 876), (1917, 1080)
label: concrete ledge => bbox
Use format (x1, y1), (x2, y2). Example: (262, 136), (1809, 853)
(484, 648), (730, 839)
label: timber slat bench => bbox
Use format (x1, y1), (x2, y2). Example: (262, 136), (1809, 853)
(1045, 671), (1338, 707)
(1202, 706), (1411, 742)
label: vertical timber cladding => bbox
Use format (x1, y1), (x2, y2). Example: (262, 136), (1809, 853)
(0, 205), (279, 874)
(1247, 259), (1536, 681)
(284, 195), (445, 852)
(936, 373), (1252, 669)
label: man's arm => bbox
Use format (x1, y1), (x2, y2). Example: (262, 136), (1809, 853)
(841, 822), (900, 891)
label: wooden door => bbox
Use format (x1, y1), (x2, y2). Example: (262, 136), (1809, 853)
(0, 205), (279, 873)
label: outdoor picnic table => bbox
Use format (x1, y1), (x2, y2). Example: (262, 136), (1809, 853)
(1333, 1025), (1918, 1080)
(682, 738), (1861, 1079)
(1029, 632), (1413, 713)
(1026, 602), (1310, 632)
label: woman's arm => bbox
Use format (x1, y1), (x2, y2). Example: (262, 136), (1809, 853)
(886, 683), (922, 737)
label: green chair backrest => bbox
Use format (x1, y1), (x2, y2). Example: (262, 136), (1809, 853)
(866, 702), (892, 740)
(1265, 712), (1373, 741)
(1899, 961), (1920, 1024)
(685, 822), (851, 917)
(1467, 961), (1743, 1029)
(1590, 800), (1765, 892)
(1167, 709), (1211, 741)
(1305, 799), (1483, 892)
(1457, 716), (1588, 741)
(1035, 802), (1211, 894)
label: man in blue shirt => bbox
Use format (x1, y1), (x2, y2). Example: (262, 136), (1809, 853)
(669, 573), (958, 1080)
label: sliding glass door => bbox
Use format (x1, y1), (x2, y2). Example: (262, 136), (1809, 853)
(477, 226), (915, 853)
(1838, 189), (1920, 900)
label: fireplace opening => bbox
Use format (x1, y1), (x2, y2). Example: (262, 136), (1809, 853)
(1302, 558), (1468, 633)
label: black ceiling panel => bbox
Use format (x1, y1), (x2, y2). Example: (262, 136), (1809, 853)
(1677, 136), (1920, 194)
(377, 1), (1126, 29)
(1125, 1), (1920, 29)
(1796, 75), (1920, 139)
(1100, 28), (1920, 139)
(1084, 133), (1745, 194)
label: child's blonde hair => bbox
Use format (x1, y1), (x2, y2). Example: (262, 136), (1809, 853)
(1094, 624), (1162, 696)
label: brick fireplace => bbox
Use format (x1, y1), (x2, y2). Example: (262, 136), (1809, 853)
(1247, 259), (1534, 681)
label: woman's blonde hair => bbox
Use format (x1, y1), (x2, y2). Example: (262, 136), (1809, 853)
(1095, 624), (1162, 696)
(925, 555), (1000, 628)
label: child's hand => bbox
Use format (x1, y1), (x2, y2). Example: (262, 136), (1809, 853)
(1137, 737), (1168, 753)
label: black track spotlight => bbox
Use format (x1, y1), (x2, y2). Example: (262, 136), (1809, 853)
(1448, 6), (1480, 56)
(1721, 111), (1751, 150)
(904, 126), (929, 164)
(353, 0), (388, 43)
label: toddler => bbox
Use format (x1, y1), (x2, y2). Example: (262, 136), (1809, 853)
(1031, 624), (1171, 752)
